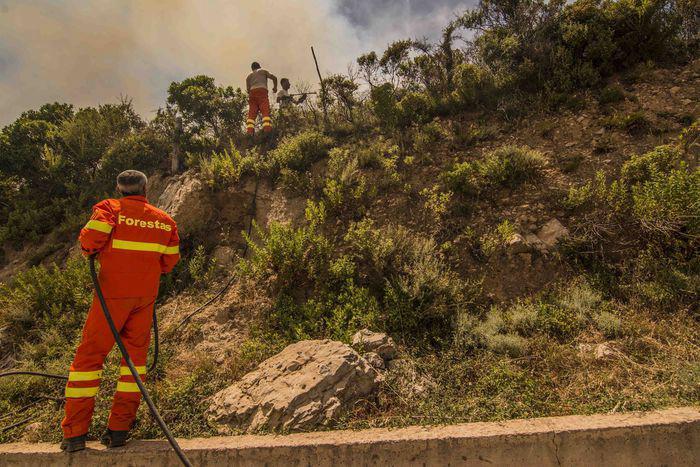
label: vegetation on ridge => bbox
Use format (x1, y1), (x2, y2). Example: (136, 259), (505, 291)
(1, 0), (698, 442)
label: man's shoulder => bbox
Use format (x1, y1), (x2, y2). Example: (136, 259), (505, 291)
(94, 198), (120, 211)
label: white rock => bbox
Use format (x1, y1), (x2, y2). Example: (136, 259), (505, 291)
(207, 340), (381, 432)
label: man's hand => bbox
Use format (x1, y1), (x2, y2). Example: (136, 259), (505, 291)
(272, 87), (278, 94)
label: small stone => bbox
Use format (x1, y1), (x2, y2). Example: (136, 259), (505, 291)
(565, 141), (576, 147)
(525, 233), (546, 252)
(363, 352), (386, 370)
(681, 98), (692, 105)
(506, 233), (530, 254)
(595, 343), (616, 360)
(536, 219), (570, 248)
(670, 86), (681, 94)
(212, 246), (235, 269)
(595, 128), (605, 135)
(351, 330), (398, 361)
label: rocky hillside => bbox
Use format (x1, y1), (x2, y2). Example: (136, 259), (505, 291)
(1, 0), (698, 444)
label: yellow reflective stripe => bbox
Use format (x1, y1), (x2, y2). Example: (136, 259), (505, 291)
(262, 122), (272, 127)
(262, 117), (271, 121)
(85, 220), (113, 233)
(246, 119), (255, 123)
(120, 366), (146, 376)
(68, 370), (103, 382)
(65, 386), (99, 398)
(116, 382), (141, 393)
(112, 239), (178, 255)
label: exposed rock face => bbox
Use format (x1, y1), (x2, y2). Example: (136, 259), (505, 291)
(207, 339), (381, 433)
(536, 219), (570, 248)
(156, 171), (213, 233)
(351, 329), (398, 361)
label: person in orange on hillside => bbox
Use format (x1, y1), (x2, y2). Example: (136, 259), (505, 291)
(246, 61), (277, 134)
(60, 170), (180, 453)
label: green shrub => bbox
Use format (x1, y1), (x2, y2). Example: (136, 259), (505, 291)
(629, 247), (699, 308)
(556, 281), (603, 320)
(451, 63), (494, 107)
(536, 303), (583, 340)
(478, 145), (546, 188)
(200, 148), (244, 189)
(0, 257), (92, 361)
(444, 161), (479, 195)
(267, 130), (333, 175)
(485, 333), (529, 357)
(603, 111), (653, 135)
(453, 123), (498, 147)
(598, 84), (626, 105)
(444, 145), (545, 196)
(632, 164), (700, 237)
(187, 245), (217, 285)
(621, 145), (680, 185)
(594, 310), (622, 338)
(396, 92), (435, 128)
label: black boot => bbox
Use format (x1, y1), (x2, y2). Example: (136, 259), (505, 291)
(60, 434), (87, 452)
(100, 428), (129, 448)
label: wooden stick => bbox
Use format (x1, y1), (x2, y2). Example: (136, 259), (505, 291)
(311, 46), (329, 127)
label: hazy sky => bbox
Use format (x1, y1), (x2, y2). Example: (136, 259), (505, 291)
(0, 0), (474, 125)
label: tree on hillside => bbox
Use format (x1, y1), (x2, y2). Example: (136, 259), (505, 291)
(167, 75), (247, 143)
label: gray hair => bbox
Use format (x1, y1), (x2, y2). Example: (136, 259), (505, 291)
(117, 170), (148, 196)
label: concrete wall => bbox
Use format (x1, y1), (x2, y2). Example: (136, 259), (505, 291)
(1, 407), (698, 466)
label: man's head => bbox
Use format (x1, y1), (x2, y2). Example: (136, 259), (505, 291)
(251, 61), (261, 71)
(116, 170), (148, 197)
(280, 78), (290, 90)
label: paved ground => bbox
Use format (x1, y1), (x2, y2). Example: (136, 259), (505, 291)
(1, 407), (699, 466)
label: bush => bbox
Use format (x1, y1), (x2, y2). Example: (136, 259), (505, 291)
(621, 145), (680, 185)
(396, 92), (435, 128)
(187, 245), (217, 285)
(200, 148), (243, 189)
(451, 63), (495, 107)
(477, 145), (546, 188)
(632, 164), (700, 237)
(444, 145), (545, 196)
(267, 130), (333, 175)
(603, 111), (653, 135)
(0, 258), (92, 361)
(598, 84), (626, 105)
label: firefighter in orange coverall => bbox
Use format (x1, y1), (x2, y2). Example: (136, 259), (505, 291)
(246, 61), (277, 134)
(60, 170), (180, 453)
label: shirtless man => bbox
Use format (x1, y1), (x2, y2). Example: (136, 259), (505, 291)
(245, 62), (277, 134)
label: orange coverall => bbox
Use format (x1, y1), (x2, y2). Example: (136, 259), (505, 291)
(61, 195), (180, 438)
(247, 88), (272, 134)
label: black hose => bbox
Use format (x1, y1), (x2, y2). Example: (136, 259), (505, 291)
(89, 256), (192, 467)
(149, 303), (159, 375)
(0, 371), (67, 381)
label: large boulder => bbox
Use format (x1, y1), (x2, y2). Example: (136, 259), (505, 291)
(156, 170), (213, 233)
(207, 339), (381, 433)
